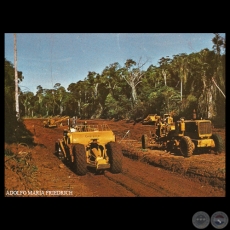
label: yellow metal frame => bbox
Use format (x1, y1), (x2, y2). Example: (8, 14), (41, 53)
(58, 124), (115, 170)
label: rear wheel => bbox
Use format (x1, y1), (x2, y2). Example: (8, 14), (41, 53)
(106, 142), (123, 174)
(141, 134), (148, 149)
(73, 144), (87, 176)
(179, 136), (194, 157)
(212, 133), (224, 153)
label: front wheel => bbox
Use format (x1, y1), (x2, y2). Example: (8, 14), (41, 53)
(55, 141), (63, 158)
(106, 142), (123, 174)
(179, 136), (194, 157)
(73, 144), (87, 176)
(54, 141), (59, 155)
(141, 134), (148, 149)
(166, 140), (174, 153)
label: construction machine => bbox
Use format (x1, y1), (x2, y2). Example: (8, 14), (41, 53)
(142, 114), (161, 125)
(141, 110), (224, 157)
(55, 121), (123, 175)
(142, 114), (171, 125)
(43, 116), (69, 128)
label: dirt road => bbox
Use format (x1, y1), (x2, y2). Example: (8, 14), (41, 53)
(4, 118), (225, 197)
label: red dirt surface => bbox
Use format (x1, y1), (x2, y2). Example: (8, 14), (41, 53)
(4, 118), (226, 197)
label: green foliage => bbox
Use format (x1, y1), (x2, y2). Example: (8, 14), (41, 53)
(104, 93), (131, 119)
(128, 100), (147, 120)
(5, 59), (33, 144)
(4, 33), (225, 124)
(104, 94), (119, 118)
(147, 85), (181, 115)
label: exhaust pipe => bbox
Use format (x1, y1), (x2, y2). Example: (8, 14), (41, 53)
(193, 109), (197, 120)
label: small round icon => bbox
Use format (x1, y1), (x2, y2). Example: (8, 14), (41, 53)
(192, 211), (210, 229)
(211, 211), (228, 229)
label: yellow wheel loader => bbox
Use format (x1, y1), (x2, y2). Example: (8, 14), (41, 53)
(55, 122), (123, 175)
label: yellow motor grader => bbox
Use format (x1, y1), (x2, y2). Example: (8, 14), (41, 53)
(141, 110), (224, 157)
(55, 121), (123, 175)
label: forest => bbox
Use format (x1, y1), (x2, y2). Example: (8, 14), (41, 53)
(5, 33), (226, 142)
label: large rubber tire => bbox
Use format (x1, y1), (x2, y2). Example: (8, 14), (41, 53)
(63, 145), (71, 163)
(54, 141), (59, 155)
(179, 136), (194, 157)
(166, 140), (174, 153)
(106, 142), (123, 174)
(55, 141), (63, 158)
(212, 133), (224, 153)
(73, 144), (87, 176)
(141, 134), (148, 149)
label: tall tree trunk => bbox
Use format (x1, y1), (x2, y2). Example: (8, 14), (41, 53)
(130, 81), (137, 105)
(162, 70), (167, 86)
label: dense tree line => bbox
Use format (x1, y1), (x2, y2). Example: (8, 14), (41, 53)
(5, 33), (225, 133)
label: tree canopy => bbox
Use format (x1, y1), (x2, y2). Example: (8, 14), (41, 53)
(5, 33), (226, 128)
